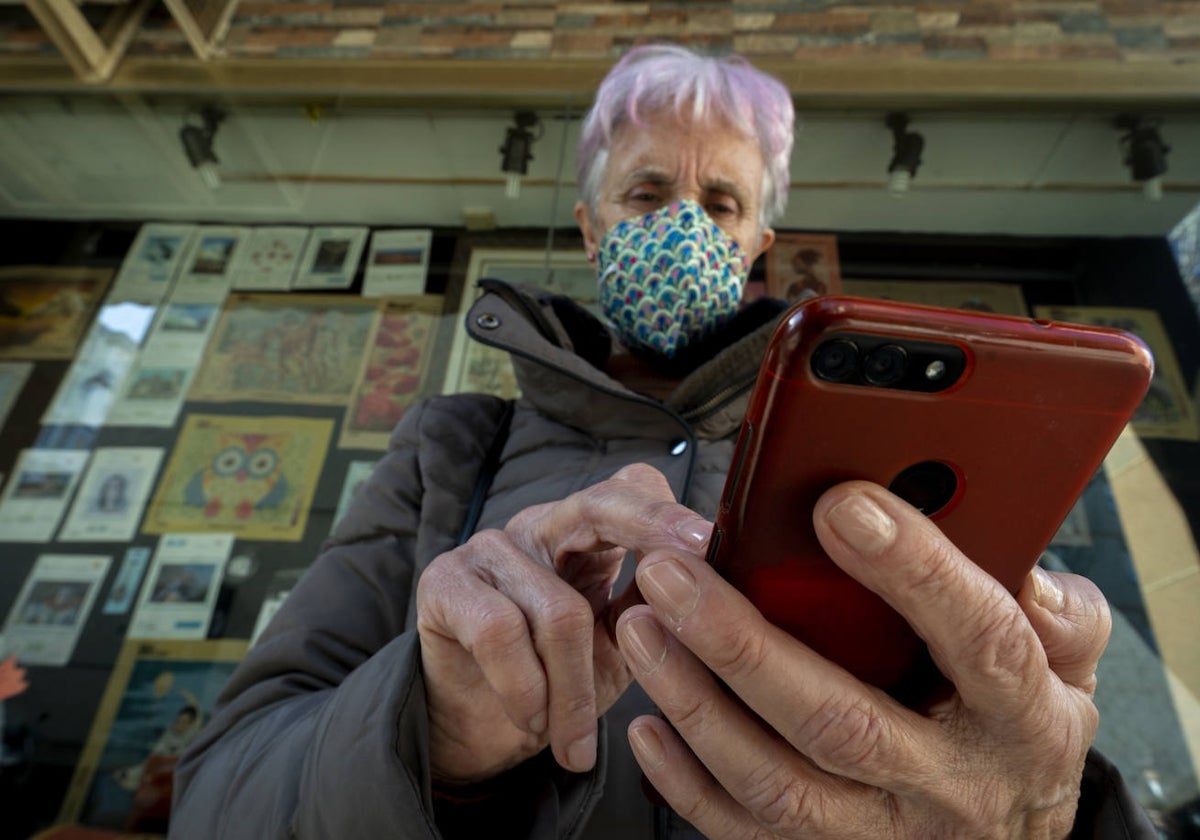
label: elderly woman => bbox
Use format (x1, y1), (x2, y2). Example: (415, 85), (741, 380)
(171, 46), (1153, 839)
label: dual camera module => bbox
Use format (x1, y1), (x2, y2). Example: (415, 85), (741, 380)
(811, 333), (967, 394)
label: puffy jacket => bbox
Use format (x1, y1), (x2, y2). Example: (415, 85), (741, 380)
(171, 280), (1157, 840)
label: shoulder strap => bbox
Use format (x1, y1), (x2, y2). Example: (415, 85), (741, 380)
(456, 399), (515, 546)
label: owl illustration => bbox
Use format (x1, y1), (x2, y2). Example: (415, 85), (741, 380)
(184, 433), (289, 521)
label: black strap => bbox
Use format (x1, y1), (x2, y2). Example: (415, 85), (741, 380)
(456, 400), (515, 546)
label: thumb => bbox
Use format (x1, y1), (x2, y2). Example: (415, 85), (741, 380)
(1017, 567), (1112, 695)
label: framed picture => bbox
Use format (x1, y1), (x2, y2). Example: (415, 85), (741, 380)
(58, 638), (248, 831)
(843, 279), (1029, 317)
(764, 233), (841, 303)
(143, 413), (332, 541)
(0, 266), (112, 360)
(189, 293), (380, 404)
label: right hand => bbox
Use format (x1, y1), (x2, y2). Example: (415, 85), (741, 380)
(415, 463), (712, 785)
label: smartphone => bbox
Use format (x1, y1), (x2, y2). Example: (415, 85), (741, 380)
(707, 295), (1154, 703)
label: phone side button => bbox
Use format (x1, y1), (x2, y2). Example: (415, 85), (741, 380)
(705, 526), (723, 566)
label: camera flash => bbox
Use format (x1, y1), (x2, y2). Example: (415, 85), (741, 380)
(925, 360), (946, 380)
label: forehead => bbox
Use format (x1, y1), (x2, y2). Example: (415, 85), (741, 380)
(604, 109), (765, 189)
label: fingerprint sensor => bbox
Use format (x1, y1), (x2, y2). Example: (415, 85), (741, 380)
(888, 461), (960, 517)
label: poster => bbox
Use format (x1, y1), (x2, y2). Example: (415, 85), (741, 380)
(103, 547), (152, 615)
(169, 226), (250, 304)
(765, 233), (842, 303)
(58, 448), (164, 542)
(330, 460), (376, 532)
(58, 638), (247, 829)
(110, 223), (197, 303)
(190, 294), (380, 405)
(1034, 305), (1198, 441)
(340, 296), (442, 449)
(249, 568), (304, 646)
(363, 229), (433, 297)
(232, 226), (309, 291)
(842, 279), (1029, 317)
(0, 360), (33, 432)
(0, 266), (112, 360)
(127, 533), (233, 640)
(2, 553), (111, 666)
(143, 414), (331, 541)
(41, 301), (156, 428)
(0, 448), (90, 542)
(292, 226), (369, 290)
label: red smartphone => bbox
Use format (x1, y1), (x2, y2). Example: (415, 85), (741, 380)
(708, 295), (1154, 703)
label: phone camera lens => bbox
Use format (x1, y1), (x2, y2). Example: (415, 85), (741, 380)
(862, 344), (908, 387)
(812, 338), (859, 382)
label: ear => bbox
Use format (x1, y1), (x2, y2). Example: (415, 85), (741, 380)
(751, 227), (776, 263)
(575, 200), (599, 263)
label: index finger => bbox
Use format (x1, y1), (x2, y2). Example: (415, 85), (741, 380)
(813, 482), (1051, 722)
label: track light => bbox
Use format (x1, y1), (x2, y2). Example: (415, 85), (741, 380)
(886, 113), (924, 197)
(1116, 115), (1170, 202)
(180, 106), (226, 190)
(499, 111), (542, 199)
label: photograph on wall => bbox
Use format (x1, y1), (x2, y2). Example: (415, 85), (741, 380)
(340, 296), (443, 449)
(0, 266), (112, 360)
(143, 414), (332, 541)
(110, 223), (197, 303)
(232, 226), (310, 291)
(127, 533), (233, 640)
(330, 460), (377, 533)
(1033, 305), (1198, 441)
(292, 226), (369, 290)
(2, 553), (111, 666)
(190, 294), (380, 405)
(1169, 203), (1200, 323)
(0, 360), (33, 433)
(41, 301), (156, 428)
(249, 568), (305, 647)
(103, 547), (152, 616)
(0, 448), (90, 542)
(362, 229), (433, 297)
(58, 448), (164, 542)
(169, 226), (251, 305)
(764, 233), (842, 303)
(58, 637), (248, 830)
(842, 279), (1029, 317)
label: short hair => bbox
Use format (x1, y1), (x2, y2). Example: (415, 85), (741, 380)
(576, 44), (795, 228)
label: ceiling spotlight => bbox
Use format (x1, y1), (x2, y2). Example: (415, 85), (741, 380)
(499, 111), (542, 199)
(1116, 115), (1170, 202)
(886, 113), (924, 198)
(180, 106), (226, 190)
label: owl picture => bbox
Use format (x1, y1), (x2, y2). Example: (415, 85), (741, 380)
(184, 433), (289, 521)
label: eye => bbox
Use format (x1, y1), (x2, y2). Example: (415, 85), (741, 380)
(705, 196), (739, 217)
(248, 448), (279, 478)
(213, 447), (244, 476)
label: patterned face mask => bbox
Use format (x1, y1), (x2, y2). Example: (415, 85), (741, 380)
(597, 199), (750, 360)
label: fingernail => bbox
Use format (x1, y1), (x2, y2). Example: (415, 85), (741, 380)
(529, 710), (547, 735)
(619, 615), (668, 674)
(826, 494), (896, 556)
(672, 518), (712, 549)
(1032, 567), (1065, 613)
(567, 733), (596, 771)
(629, 724), (666, 769)
(638, 560), (699, 625)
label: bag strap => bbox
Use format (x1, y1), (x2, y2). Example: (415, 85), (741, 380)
(456, 399), (515, 546)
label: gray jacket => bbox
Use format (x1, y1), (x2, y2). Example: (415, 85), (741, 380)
(171, 281), (1156, 839)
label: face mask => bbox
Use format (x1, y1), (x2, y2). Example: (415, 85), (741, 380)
(597, 199), (750, 360)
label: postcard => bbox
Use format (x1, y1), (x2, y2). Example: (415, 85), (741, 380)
(103, 547), (152, 616)
(1034, 305), (1198, 441)
(41, 301), (156, 428)
(330, 460), (377, 532)
(59, 448), (164, 542)
(292, 226), (369, 290)
(765, 233), (842, 303)
(169, 226), (251, 304)
(249, 568), (305, 647)
(843, 280), (1029, 317)
(0, 360), (33, 433)
(340, 296), (443, 449)
(3, 553), (112, 666)
(363, 229), (433, 297)
(0, 266), (113, 360)
(58, 637), (248, 828)
(232, 226), (310, 291)
(190, 293), (380, 405)
(127, 533), (233, 640)
(110, 223), (198, 303)
(143, 414), (331, 541)
(0, 448), (90, 541)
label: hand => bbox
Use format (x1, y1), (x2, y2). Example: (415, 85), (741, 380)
(416, 463), (712, 785)
(616, 480), (1110, 839)
(0, 655), (29, 701)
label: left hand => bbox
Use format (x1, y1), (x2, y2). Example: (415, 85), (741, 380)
(615, 480), (1110, 839)
(0, 655), (29, 701)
